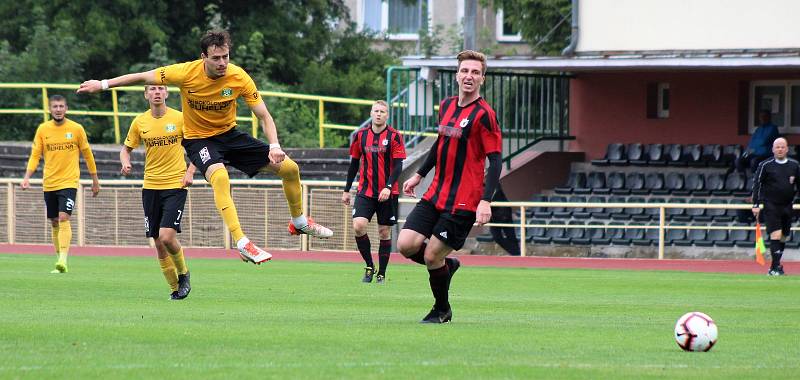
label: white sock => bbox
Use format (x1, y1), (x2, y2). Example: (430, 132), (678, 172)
(292, 215), (308, 228)
(236, 236), (250, 250)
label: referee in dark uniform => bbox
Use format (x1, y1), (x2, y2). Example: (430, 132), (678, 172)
(752, 137), (800, 276)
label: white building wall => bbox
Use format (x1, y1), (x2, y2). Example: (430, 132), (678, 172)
(577, 0), (800, 52)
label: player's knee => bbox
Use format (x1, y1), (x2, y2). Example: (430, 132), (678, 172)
(770, 231), (783, 240)
(277, 158), (299, 181)
(396, 236), (417, 256)
(378, 226), (391, 240)
(158, 228), (178, 246)
(205, 163), (226, 181)
(50, 219), (59, 228)
(353, 218), (367, 236)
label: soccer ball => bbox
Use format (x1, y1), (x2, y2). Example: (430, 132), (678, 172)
(674, 312), (718, 352)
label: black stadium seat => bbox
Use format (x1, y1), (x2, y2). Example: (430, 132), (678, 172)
(716, 144), (742, 168)
(685, 198), (708, 222)
(707, 198), (732, 223)
(701, 144), (722, 166)
(586, 172), (609, 194)
(664, 172), (685, 194)
(684, 173), (707, 196)
(705, 173), (725, 194)
(708, 229), (731, 247)
(645, 144), (666, 166)
(531, 195), (551, 219)
(684, 144), (704, 167)
(586, 221), (610, 245)
(643, 173), (666, 195)
(592, 143), (625, 166)
(665, 144), (685, 166)
(645, 197), (666, 220)
(623, 143), (644, 165)
(549, 195), (571, 219)
(687, 228), (708, 246)
(608, 172), (629, 195)
(527, 220), (548, 243)
(569, 196), (589, 219)
(666, 226), (687, 245)
(626, 172), (646, 194)
(554, 221), (585, 245)
(555, 172), (586, 194)
(731, 226), (751, 247)
(588, 195), (609, 219)
(667, 197), (688, 220)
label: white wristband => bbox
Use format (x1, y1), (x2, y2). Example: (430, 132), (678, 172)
(101, 79), (109, 90)
(269, 143), (281, 150)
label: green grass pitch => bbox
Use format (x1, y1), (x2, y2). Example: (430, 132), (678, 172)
(1, 253), (798, 379)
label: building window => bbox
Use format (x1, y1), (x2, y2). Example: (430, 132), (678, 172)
(647, 82), (670, 119)
(750, 80), (800, 133)
(496, 9), (522, 42)
(359, 0), (431, 40)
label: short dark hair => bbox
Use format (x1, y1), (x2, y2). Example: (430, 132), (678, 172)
(49, 94), (66, 104)
(200, 30), (231, 55)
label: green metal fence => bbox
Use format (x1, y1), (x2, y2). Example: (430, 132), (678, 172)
(386, 67), (572, 167)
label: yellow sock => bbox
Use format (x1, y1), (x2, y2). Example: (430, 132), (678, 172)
(158, 257), (179, 292)
(57, 221), (71, 263)
(169, 247), (188, 275)
(209, 169), (245, 242)
(51, 224), (60, 256)
(276, 157), (304, 218)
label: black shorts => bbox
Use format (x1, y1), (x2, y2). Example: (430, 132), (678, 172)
(142, 188), (187, 238)
(352, 194), (399, 226)
(763, 202), (793, 236)
(402, 199), (476, 251)
(43, 188), (77, 219)
(183, 128), (269, 177)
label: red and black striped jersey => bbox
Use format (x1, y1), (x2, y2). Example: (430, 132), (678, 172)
(422, 96), (502, 214)
(350, 125), (406, 197)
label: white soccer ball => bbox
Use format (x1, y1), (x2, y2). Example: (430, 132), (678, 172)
(674, 312), (718, 352)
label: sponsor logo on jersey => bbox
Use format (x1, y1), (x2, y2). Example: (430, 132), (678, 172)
(459, 118), (470, 128)
(165, 124), (177, 132)
(65, 132), (73, 139)
(221, 88), (233, 97)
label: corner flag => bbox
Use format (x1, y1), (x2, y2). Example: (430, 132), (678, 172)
(754, 222), (766, 266)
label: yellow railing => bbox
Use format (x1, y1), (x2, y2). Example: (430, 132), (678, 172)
(0, 83), (375, 146)
(0, 176), (765, 259)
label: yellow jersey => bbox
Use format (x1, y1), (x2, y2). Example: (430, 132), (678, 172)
(155, 59), (261, 139)
(26, 118), (97, 192)
(124, 107), (187, 190)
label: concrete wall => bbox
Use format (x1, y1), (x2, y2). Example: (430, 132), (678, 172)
(568, 71), (800, 160)
(578, 0), (800, 52)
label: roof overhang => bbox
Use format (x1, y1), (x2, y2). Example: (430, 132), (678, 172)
(402, 51), (800, 72)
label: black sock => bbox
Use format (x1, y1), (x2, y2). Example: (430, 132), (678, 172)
(407, 242), (426, 265)
(356, 234), (373, 268)
(428, 264), (450, 312)
(378, 239), (391, 276)
(770, 239), (782, 269)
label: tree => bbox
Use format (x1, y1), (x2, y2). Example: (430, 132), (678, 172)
(484, 0), (572, 56)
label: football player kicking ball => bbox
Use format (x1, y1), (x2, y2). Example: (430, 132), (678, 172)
(79, 29), (332, 265)
(121, 85), (195, 300)
(398, 50), (502, 323)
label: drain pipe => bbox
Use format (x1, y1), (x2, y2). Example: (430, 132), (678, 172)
(561, 0), (579, 55)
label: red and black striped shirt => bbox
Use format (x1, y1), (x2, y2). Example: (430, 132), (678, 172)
(422, 96), (502, 214)
(350, 125), (406, 197)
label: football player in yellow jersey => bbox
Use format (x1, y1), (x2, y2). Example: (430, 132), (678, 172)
(78, 29), (333, 265)
(21, 95), (101, 273)
(120, 85), (196, 300)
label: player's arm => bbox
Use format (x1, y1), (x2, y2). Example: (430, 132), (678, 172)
(182, 163), (197, 187)
(752, 161), (767, 215)
(120, 146), (134, 176)
(78, 130), (100, 197)
(22, 129), (43, 190)
(248, 101), (285, 164)
(341, 157), (359, 205)
(77, 70), (158, 94)
(379, 159), (403, 202)
(476, 152), (502, 225)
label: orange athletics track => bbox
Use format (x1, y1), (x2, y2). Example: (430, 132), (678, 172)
(3, 243), (794, 275)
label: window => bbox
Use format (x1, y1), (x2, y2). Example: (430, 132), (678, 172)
(359, 0), (431, 40)
(647, 82), (670, 119)
(749, 81), (800, 133)
(496, 9), (522, 42)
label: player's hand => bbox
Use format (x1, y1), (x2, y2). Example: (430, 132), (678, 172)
(378, 188), (391, 202)
(269, 147), (286, 164)
(403, 175), (422, 198)
(182, 172), (194, 188)
(20, 178), (30, 190)
(120, 162), (132, 176)
(752, 207), (760, 217)
(77, 80), (103, 94)
(476, 200), (492, 225)
(341, 192), (351, 206)
(91, 179), (100, 197)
